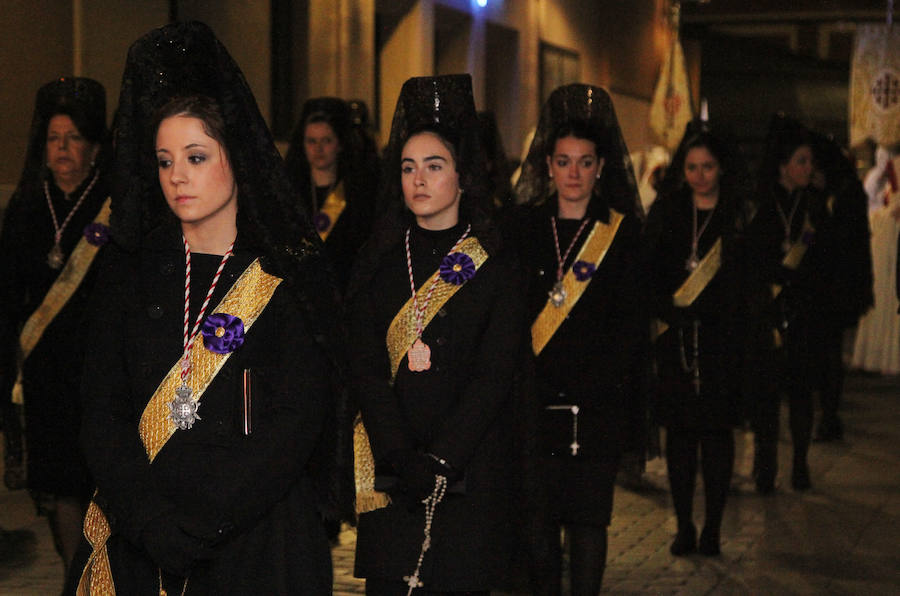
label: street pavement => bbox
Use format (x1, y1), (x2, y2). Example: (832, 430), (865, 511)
(2, 372), (898, 595)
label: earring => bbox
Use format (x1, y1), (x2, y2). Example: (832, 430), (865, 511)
(549, 172), (554, 179)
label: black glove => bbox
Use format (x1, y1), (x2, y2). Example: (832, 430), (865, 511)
(141, 517), (215, 577)
(387, 449), (438, 509)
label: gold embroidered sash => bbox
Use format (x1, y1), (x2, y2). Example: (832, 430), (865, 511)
(11, 197), (111, 405)
(531, 211), (624, 356)
(77, 259), (282, 596)
(655, 237), (723, 338)
(354, 236), (489, 515)
(317, 181), (346, 241)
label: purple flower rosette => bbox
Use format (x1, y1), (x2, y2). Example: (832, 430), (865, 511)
(439, 252), (476, 285)
(314, 212), (331, 232)
(572, 260), (596, 282)
(201, 313), (245, 354)
(83, 222), (110, 246)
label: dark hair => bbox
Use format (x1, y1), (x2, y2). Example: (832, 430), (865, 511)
(44, 108), (105, 146)
(545, 120), (610, 161)
(153, 95), (229, 161)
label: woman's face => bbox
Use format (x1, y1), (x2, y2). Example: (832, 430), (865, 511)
(546, 135), (605, 207)
(683, 146), (721, 199)
(401, 131), (461, 230)
(779, 145), (813, 192)
(303, 121), (341, 174)
(156, 115), (238, 232)
(45, 114), (99, 186)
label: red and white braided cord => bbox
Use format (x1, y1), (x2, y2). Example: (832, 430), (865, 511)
(181, 236), (235, 382)
(405, 225), (470, 336)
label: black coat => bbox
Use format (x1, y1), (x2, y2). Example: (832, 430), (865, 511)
(348, 222), (527, 591)
(0, 173), (108, 497)
(511, 197), (647, 461)
(75, 225), (333, 594)
(644, 188), (747, 430)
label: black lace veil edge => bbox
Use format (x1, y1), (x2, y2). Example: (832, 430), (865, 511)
(283, 96), (377, 217)
(12, 77), (110, 210)
(513, 83), (643, 222)
(660, 118), (755, 226)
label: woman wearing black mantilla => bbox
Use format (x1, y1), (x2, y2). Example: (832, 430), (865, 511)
(348, 74), (527, 595)
(644, 119), (753, 557)
(285, 96), (378, 293)
(70, 22), (343, 594)
(0, 76), (110, 584)
(510, 83), (647, 595)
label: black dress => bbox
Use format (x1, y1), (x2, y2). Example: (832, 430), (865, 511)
(0, 172), (109, 500)
(513, 195), (646, 525)
(75, 225), (333, 594)
(349, 222), (527, 591)
(646, 188), (746, 431)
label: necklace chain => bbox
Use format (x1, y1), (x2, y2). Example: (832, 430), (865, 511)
(405, 225), (471, 337)
(43, 169), (100, 244)
(181, 236), (235, 383)
(690, 200), (717, 263)
(551, 216), (590, 281)
(775, 192), (802, 245)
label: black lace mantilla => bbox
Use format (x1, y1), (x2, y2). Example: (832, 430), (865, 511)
(111, 21), (322, 280)
(514, 83), (642, 220)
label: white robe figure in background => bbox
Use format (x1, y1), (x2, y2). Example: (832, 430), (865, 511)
(852, 145), (900, 374)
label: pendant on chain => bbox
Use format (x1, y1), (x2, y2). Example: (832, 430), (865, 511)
(685, 256), (700, 272)
(168, 384), (201, 430)
(407, 338), (432, 372)
(549, 281), (567, 307)
(47, 244), (65, 269)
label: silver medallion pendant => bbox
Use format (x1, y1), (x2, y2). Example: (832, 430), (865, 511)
(407, 338), (432, 372)
(685, 256), (700, 272)
(549, 281), (567, 307)
(168, 384), (201, 430)
(47, 243), (65, 269)
(781, 239), (792, 253)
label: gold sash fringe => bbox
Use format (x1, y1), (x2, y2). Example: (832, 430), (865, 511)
(317, 182), (346, 241)
(77, 259), (282, 595)
(12, 197), (111, 405)
(655, 237), (723, 338)
(354, 236), (489, 515)
(531, 211), (624, 356)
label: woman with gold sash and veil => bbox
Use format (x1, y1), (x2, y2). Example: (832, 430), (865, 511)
(0, 77), (110, 584)
(285, 97), (378, 293)
(510, 84), (647, 595)
(347, 74), (527, 594)
(643, 120), (753, 557)
(70, 22), (343, 594)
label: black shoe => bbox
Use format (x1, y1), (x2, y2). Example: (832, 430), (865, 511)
(698, 527), (721, 556)
(670, 524), (697, 556)
(791, 463), (811, 491)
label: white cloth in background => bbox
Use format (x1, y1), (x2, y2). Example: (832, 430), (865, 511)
(852, 154), (900, 374)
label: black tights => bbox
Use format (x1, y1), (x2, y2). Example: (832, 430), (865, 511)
(666, 428), (734, 534)
(530, 522), (608, 596)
